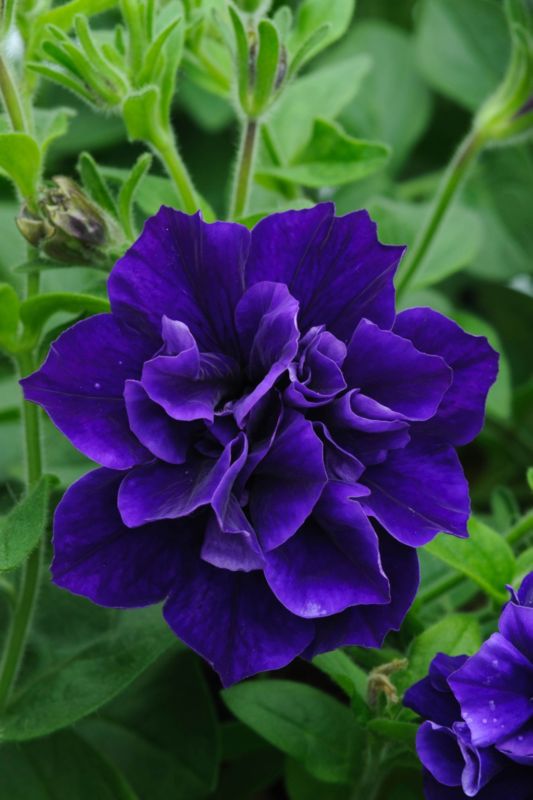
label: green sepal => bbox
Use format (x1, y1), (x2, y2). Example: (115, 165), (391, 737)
(250, 19), (281, 116)
(118, 153), (153, 239)
(78, 151), (119, 219)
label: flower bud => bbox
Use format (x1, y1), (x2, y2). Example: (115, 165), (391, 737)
(17, 177), (120, 266)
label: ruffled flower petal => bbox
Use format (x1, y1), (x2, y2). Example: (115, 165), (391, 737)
(109, 208), (249, 354)
(21, 314), (154, 469)
(52, 468), (184, 606)
(247, 204), (404, 341)
(361, 435), (470, 545)
(264, 483), (389, 618)
(343, 319), (452, 422)
(249, 410), (327, 550)
(448, 632), (533, 748)
(394, 307), (498, 445)
(164, 552), (313, 687)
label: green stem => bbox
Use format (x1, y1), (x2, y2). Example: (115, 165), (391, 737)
(0, 273), (43, 711)
(506, 509), (533, 546)
(415, 572), (463, 608)
(396, 127), (485, 298)
(0, 54), (27, 132)
(229, 117), (259, 219)
(151, 132), (198, 215)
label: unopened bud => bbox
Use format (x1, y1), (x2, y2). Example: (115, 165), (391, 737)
(16, 177), (120, 266)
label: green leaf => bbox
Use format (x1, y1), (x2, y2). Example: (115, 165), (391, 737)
(288, 0), (355, 68)
(122, 86), (162, 143)
(370, 197), (482, 289)
(78, 151), (119, 218)
(267, 56), (370, 163)
(285, 759), (351, 800)
(415, 0), (510, 110)
(527, 467), (533, 492)
(34, 107), (77, 155)
(398, 614), (482, 693)
(0, 133), (41, 200)
(312, 649), (368, 702)
(331, 22), (433, 171)
(20, 292), (110, 341)
(213, 750), (283, 800)
(0, 598), (175, 741)
(258, 118), (389, 187)
(118, 153), (152, 239)
(0, 476), (55, 573)
(80, 652), (219, 800)
(366, 719), (418, 747)
(465, 144), (533, 280)
(426, 517), (515, 603)
(0, 283), (19, 351)
(515, 546), (533, 582)
(222, 680), (364, 784)
(0, 729), (137, 800)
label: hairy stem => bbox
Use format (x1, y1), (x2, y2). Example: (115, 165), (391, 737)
(506, 509), (533, 547)
(0, 273), (43, 711)
(0, 53), (26, 132)
(396, 128), (485, 298)
(229, 117), (259, 219)
(152, 132), (198, 215)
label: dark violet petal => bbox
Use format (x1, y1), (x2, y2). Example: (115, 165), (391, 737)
(518, 572), (533, 607)
(264, 484), (389, 618)
(430, 653), (471, 692)
(124, 379), (197, 464)
(142, 342), (238, 423)
(160, 316), (196, 355)
(108, 207), (249, 355)
(21, 314), (154, 469)
(343, 319), (452, 421)
(499, 601), (533, 664)
(416, 722), (464, 787)
(313, 421), (366, 483)
(164, 553), (313, 686)
(118, 448), (232, 527)
(52, 468), (184, 606)
(448, 632), (533, 748)
(394, 308), (499, 446)
(453, 721), (504, 796)
(404, 653), (468, 727)
(247, 204), (404, 341)
(422, 772), (465, 800)
(286, 329), (347, 408)
(361, 435), (470, 545)
(248, 410), (327, 551)
(305, 530), (419, 656)
(201, 511), (264, 572)
(211, 434), (248, 529)
(232, 282), (299, 424)
(496, 721), (533, 766)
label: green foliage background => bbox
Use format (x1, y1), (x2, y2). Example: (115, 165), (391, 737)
(0, 1), (532, 798)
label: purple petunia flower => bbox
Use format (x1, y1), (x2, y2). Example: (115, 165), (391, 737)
(404, 573), (533, 799)
(21, 204), (498, 685)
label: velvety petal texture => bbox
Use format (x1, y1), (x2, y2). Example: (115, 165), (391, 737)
(406, 573), (533, 798)
(22, 204), (497, 685)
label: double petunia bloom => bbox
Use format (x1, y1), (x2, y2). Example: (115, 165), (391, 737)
(405, 573), (533, 798)
(22, 204), (498, 685)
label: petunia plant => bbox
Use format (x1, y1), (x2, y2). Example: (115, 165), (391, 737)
(0, 0), (532, 798)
